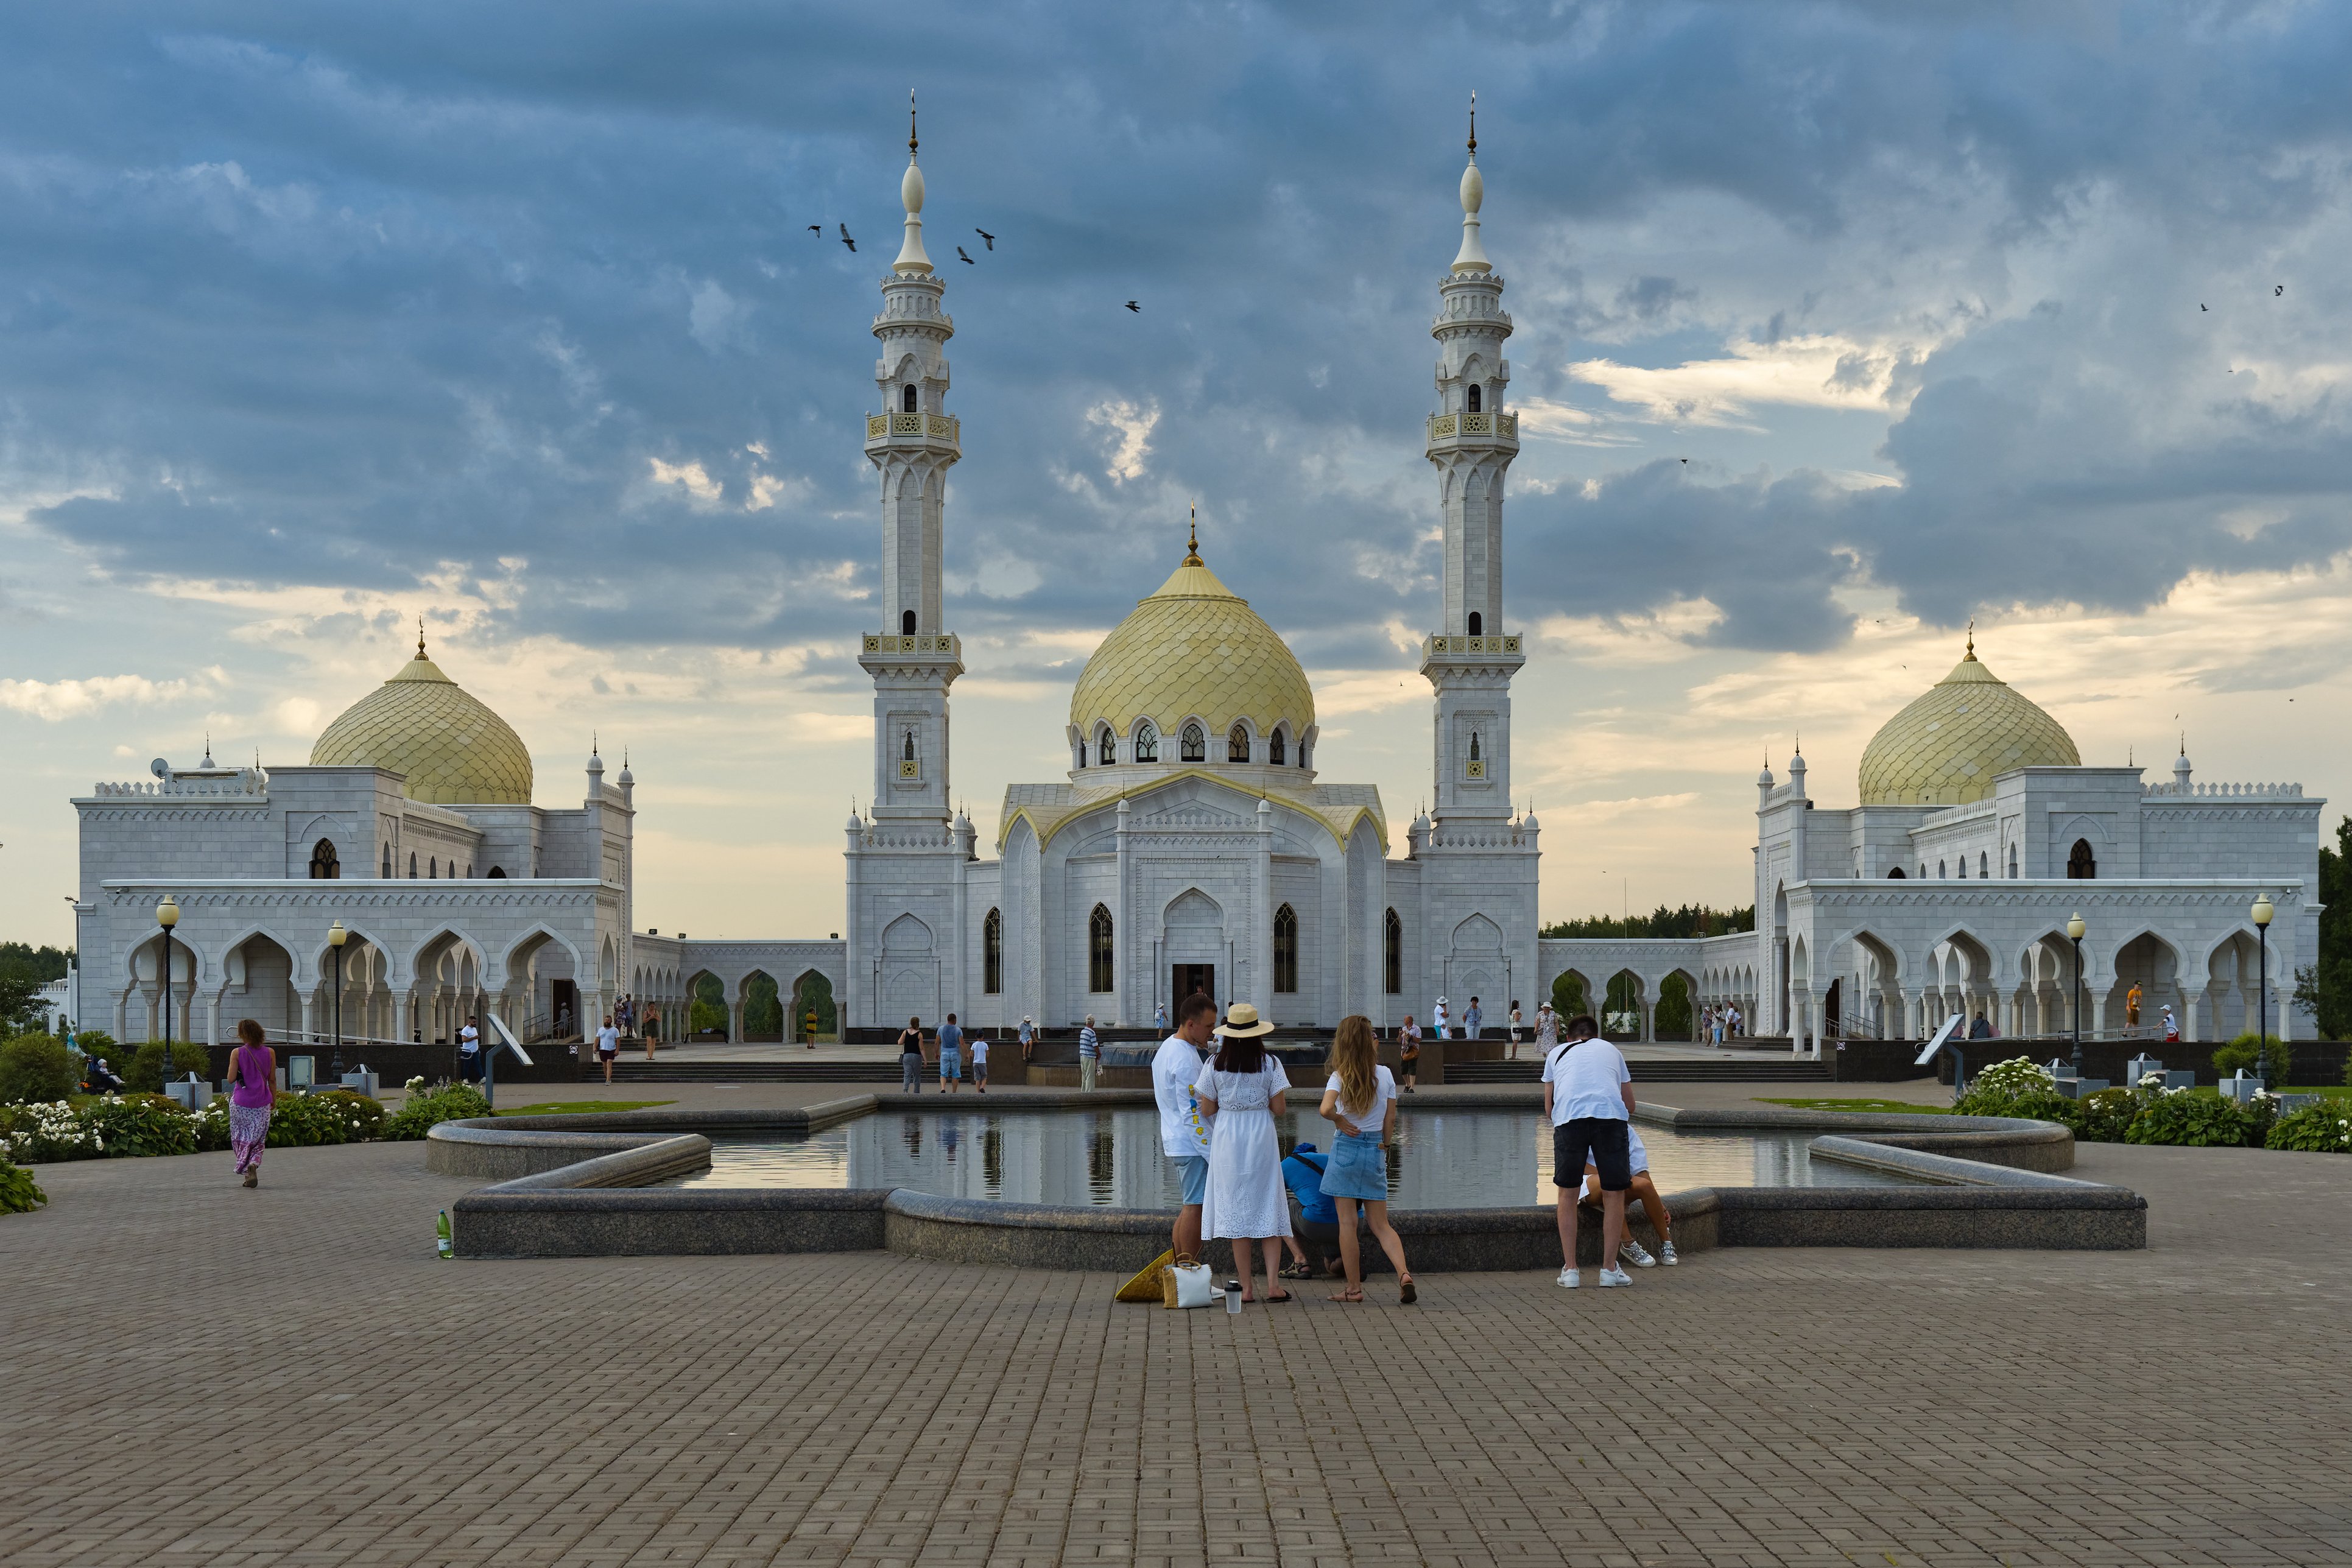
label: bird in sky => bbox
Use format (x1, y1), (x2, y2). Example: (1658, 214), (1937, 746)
(808, 225), (821, 234)
(1679, 457), (1688, 463)
(2276, 284), (2285, 296)
(2201, 303), (2208, 311)
(975, 228), (995, 250)
(839, 223), (856, 251)
(956, 245), (975, 264)
(1125, 301), (1141, 312)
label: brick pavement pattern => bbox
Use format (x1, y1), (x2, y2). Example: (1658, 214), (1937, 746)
(5, 1113), (2351, 1567)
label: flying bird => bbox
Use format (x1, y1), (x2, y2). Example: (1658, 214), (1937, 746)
(1679, 457), (1688, 463)
(2200, 303), (2208, 311)
(808, 225), (821, 234)
(957, 245), (975, 264)
(839, 223), (856, 252)
(1125, 300), (1141, 312)
(975, 228), (995, 250)
(2276, 284), (2285, 296)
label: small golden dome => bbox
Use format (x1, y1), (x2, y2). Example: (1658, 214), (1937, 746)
(1069, 546), (1315, 748)
(311, 639), (533, 806)
(1857, 642), (2077, 807)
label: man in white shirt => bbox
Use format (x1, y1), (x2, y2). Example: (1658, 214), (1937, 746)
(1540, 1013), (1636, 1287)
(595, 1015), (621, 1085)
(458, 1016), (481, 1083)
(968, 1030), (990, 1094)
(1431, 996), (1449, 1042)
(1153, 992), (1219, 1262)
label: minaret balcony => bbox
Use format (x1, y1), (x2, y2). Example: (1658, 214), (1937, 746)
(865, 412), (962, 454)
(860, 631), (962, 660)
(1426, 410), (1518, 449)
(1421, 631), (1524, 671)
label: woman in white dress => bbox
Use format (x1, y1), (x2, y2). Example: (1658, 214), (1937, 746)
(1191, 1002), (1294, 1303)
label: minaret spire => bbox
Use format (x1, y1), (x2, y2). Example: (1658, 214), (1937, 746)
(893, 90), (933, 275)
(1451, 90), (1490, 275)
(1184, 502), (1202, 565)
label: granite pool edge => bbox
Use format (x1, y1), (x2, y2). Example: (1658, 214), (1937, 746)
(444, 1102), (2144, 1262)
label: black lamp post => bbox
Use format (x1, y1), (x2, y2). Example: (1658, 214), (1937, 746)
(2066, 911), (2086, 1079)
(156, 894), (179, 1087)
(2253, 894), (2275, 1085)
(328, 919), (348, 1081)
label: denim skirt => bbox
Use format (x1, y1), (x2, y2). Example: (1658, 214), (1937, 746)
(1318, 1131), (1389, 1201)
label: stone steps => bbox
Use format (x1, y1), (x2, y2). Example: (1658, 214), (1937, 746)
(1445, 1058), (1832, 1085)
(608, 1060), (907, 1083)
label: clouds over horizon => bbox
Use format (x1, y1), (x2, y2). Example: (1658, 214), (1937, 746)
(5, 1), (2352, 675)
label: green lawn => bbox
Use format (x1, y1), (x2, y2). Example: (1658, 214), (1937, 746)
(1756, 1097), (1954, 1115)
(496, 1100), (675, 1116)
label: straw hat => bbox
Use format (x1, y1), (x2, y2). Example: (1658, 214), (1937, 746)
(1220, 1001), (1275, 1038)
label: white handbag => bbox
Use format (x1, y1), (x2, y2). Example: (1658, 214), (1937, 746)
(1162, 1253), (1216, 1309)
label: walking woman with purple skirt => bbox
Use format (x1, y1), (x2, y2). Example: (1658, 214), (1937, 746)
(224, 1018), (276, 1188)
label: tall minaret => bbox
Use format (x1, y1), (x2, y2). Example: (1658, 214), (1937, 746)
(859, 93), (963, 823)
(1421, 96), (1523, 822)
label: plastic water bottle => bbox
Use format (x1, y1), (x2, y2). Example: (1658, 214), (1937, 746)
(1224, 1278), (1242, 1313)
(436, 1210), (454, 1260)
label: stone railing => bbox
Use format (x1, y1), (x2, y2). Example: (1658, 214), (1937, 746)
(1423, 633), (1523, 658)
(865, 412), (960, 443)
(1426, 411), (1518, 443)
(859, 632), (961, 659)
(2144, 781), (2306, 799)
(859, 824), (957, 850)
(88, 773), (268, 800)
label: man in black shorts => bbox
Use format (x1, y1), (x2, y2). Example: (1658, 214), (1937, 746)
(1540, 1013), (1637, 1288)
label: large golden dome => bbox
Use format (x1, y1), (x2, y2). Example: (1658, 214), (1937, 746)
(1069, 546), (1315, 746)
(1857, 642), (2077, 807)
(311, 640), (534, 806)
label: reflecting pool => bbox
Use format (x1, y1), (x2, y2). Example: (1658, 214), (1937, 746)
(664, 1108), (1919, 1206)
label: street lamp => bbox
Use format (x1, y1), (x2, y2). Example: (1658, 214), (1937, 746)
(156, 894), (180, 1088)
(2065, 911), (2087, 1079)
(2253, 894), (2275, 1085)
(328, 919), (349, 1081)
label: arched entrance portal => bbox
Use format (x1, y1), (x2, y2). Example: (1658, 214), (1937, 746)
(790, 971), (839, 1044)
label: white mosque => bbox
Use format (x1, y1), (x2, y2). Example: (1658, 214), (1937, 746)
(65, 124), (2326, 1056)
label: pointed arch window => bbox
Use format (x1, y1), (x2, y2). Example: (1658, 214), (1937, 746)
(1268, 728), (1286, 766)
(901, 384), (918, 413)
(1097, 726), (1115, 767)
(1181, 722), (1206, 762)
(2067, 838), (2097, 879)
(409, 853), (418, 878)
(2008, 843), (2019, 879)
(1133, 721), (1158, 763)
(982, 908), (1003, 995)
(1467, 611), (1482, 635)
(1228, 723), (1250, 763)
(488, 866), (507, 879)
(1938, 860), (1946, 879)
(1465, 384), (1482, 413)
(901, 609), (917, 635)
(429, 857), (438, 879)
(1384, 908), (1403, 994)
(1886, 867), (1906, 879)
(381, 843), (392, 878)
(1273, 904), (1298, 993)
(309, 838), (339, 880)
(1979, 852), (1989, 879)
(1088, 904), (1115, 993)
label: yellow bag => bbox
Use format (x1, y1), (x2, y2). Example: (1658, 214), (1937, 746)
(1114, 1248), (1174, 1304)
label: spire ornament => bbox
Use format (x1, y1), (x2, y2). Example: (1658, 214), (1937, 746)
(893, 90), (933, 275)
(417, 616), (427, 659)
(1183, 502), (1202, 566)
(1451, 90), (1490, 274)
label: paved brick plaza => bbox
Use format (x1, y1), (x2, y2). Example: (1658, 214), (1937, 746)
(5, 1089), (2350, 1568)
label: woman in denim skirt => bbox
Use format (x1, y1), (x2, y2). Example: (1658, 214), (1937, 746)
(1317, 1015), (1415, 1304)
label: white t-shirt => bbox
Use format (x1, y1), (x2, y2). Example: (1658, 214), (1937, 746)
(1323, 1065), (1395, 1137)
(1541, 1038), (1631, 1124)
(596, 1025), (620, 1054)
(1583, 1125), (1651, 1181)
(459, 1024), (479, 1056)
(1152, 1035), (1212, 1159)
(968, 1037), (989, 1066)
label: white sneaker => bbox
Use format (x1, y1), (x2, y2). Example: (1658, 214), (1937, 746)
(1597, 1267), (1634, 1288)
(1555, 1267), (1580, 1289)
(1659, 1242), (1679, 1267)
(1619, 1239), (1656, 1268)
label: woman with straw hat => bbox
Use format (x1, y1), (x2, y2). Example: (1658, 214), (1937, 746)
(1190, 1002), (1294, 1303)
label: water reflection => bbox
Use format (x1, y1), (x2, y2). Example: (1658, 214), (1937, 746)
(668, 1108), (1920, 1204)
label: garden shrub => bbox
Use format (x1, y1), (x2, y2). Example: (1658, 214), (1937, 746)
(265, 1091), (351, 1147)
(0, 1155), (44, 1214)
(1954, 1058), (2073, 1121)
(2266, 1100), (2352, 1152)
(79, 1093), (197, 1158)
(314, 1089), (386, 1141)
(2072, 1086), (2143, 1143)
(2, 1100), (105, 1162)
(0, 1035), (80, 1104)
(2127, 1089), (2261, 1147)
(2211, 1032), (2292, 1085)
(69, 1030), (118, 1060)
(190, 1098), (231, 1152)
(125, 1038), (212, 1094)
(385, 1083), (492, 1140)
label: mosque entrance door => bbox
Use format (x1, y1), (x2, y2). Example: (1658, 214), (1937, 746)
(1172, 964), (1216, 1011)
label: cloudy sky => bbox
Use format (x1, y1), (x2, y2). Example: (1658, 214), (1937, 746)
(6, 2), (2352, 946)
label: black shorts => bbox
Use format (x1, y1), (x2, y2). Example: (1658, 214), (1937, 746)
(1554, 1118), (1631, 1192)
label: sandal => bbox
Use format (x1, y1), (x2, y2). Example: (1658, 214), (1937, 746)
(1278, 1262), (1311, 1280)
(1398, 1273), (1417, 1305)
(1265, 1290), (1294, 1303)
(1328, 1289), (1365, 1303)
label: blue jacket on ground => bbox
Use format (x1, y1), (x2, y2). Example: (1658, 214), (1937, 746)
(1282, 1145), (1337, 1225)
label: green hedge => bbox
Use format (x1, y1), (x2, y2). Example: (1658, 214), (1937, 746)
(384, 1083), (491, 1141)
(2266, 1101), (2352, 1152)
(8, 1089), (386, 1162)
(0, 1156), (43, 1214)
(0, 1035), (80, 1104)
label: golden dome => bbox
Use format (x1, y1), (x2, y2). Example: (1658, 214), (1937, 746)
(1857, 642), (2077, 807)
(1069, 544), (1315, 747)
(310, 639), (534, 806)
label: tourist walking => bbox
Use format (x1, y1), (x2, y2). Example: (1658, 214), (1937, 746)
(2163, 1004), (2180, 1044)
(1543, 1013), (1636, 1288)
(645, 1007), (660, 1061)
(1535, 1001), (1559, 1060)
(1508, 1000), (1523, 1059)
(1318, 1015), (1415, 1304)
(1397, 1016), (1421, 1093)
(596, 1014), (621, 1083)
(1155, 992), (1217, 1263)
(1579, 1120), (1678, 1268)
(898, 1017), (924, 1094)
(1079, 1014), (1100, 1092)
(224, 1019), (276, 1189)
(1153, 999), (1168, 1032)
(2127, 982), (2143, 1030)
(1191, 1002), (1293, 1303)
(969, 1030), (989, 1093)
(938, 1013), (965, 1093)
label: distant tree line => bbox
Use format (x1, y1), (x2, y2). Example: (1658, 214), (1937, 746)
(2297, 815), (2350, 1040)
(1540, 904), (1756, 941)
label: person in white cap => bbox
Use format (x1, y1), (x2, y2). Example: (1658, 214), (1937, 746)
(1431, 996), (1450, 1041)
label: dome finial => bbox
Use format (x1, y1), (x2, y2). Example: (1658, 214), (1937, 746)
(893, 90), (933, 275)
(1184, 502), (1202, 566)
(909, 88), (918, 158)
(1451, 93), (1490, 274)
(417, 615), (426, 659)
(1965, 616), (1976, 661)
